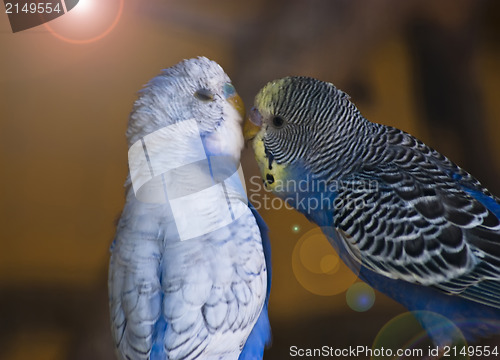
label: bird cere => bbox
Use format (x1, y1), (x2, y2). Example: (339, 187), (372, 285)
(109, 57), (271, 360)
(245, 76), (500, 347)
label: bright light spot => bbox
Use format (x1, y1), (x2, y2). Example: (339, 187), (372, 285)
(73, 0), (95, 15)
(44, 0), (124, 44)
(292, 224), (300, 233)
(346, 282), (375, 312)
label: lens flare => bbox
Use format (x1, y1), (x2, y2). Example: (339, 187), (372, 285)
(292, 227), (359, 296)
(44, 0), (124, 44)
(346, 282), (375, 312)
(320, 254), (339, 273)
(72, 0), (94, 15)
(372, 311), (468, 360)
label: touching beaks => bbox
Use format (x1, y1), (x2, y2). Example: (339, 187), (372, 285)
(227, 93), (246, 121)
(243, 107), (263, 141)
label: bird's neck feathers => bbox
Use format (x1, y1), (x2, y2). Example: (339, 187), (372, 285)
(306, 111), (376, 183)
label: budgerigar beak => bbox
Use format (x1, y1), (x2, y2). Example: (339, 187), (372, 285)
(243, 107), (263, 140)
(227, 93), (246, 120)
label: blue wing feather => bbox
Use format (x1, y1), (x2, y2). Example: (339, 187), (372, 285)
(238, 202), (272, 360)
(461, 186), (500, 219)
(150, 316), (168, 360)
(249, 202), (272, 299)
(452, 171), (500, 218)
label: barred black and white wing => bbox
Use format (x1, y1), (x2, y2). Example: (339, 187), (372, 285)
(333, 127), (500, 309)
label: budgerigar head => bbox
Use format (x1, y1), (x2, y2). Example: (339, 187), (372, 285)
(244, 76), (371, 196)
(127, 57), (245, 158)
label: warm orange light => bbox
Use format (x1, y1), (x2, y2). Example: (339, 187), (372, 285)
(43, 0), (124, 45)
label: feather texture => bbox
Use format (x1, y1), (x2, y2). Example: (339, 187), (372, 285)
(250, 75), (500, 346)
(110, 58), (271, 360)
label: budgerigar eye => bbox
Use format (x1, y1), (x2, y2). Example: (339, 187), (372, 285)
(272, 116), (285, 128)
(194, 88), (214, 102)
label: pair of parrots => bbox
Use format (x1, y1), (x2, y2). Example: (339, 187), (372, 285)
(108, 57), (500, 359)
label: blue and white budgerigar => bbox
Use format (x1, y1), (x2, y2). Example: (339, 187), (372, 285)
(244, 76), (500, 346)
(109, 57), (271, 360)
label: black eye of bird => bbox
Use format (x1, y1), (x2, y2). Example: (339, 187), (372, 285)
(194, 88), (214, 102)
(272, 116), (285, 128)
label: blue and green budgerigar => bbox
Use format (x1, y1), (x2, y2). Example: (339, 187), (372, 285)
(109, 57), (271, 360)
(244, 76), (500, 346)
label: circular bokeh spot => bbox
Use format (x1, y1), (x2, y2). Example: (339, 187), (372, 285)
(292, 228), (359, 296)
(346, 282), (375, 312)
(372, 311), (468, 360)
(320, 254), (340, 274)
(291, 224), (300, 233)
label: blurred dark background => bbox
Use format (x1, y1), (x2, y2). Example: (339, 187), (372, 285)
(1, 0), (499, 359)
